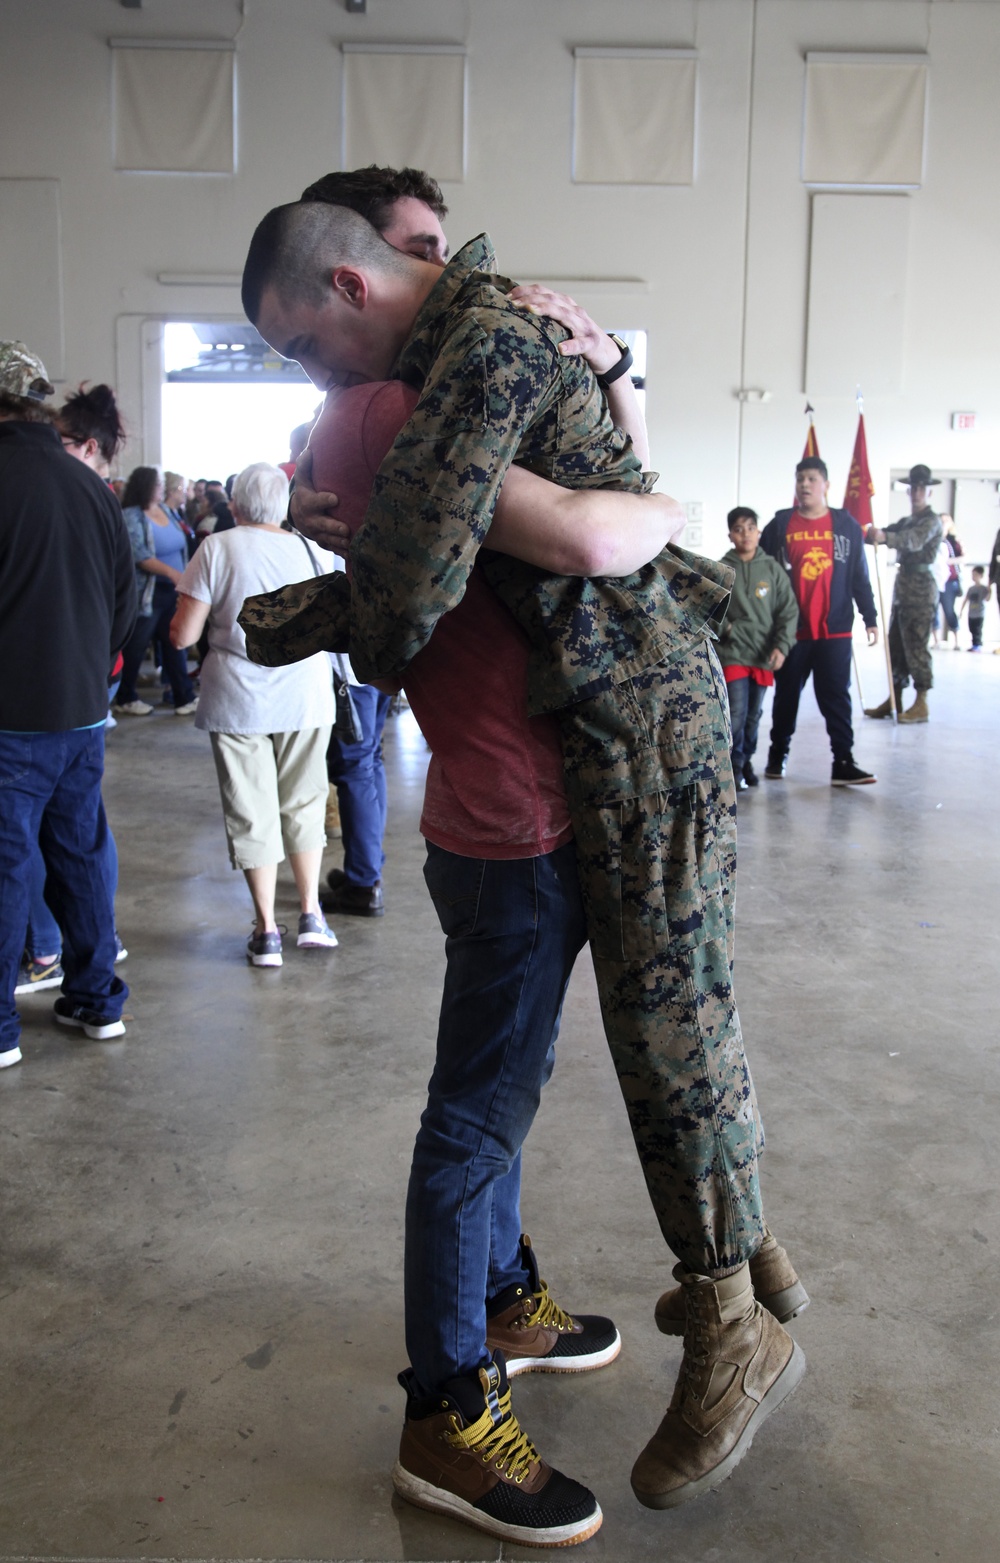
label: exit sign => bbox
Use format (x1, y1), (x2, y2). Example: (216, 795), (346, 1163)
(951, 411), (977, 431)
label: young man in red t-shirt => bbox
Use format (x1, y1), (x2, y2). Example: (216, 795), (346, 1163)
(759, 457), (879, 786)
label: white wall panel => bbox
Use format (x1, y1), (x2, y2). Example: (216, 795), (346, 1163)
(805, 193), (911, 397)
(342, 48), (466, 183)
(0, 178), (64, 379)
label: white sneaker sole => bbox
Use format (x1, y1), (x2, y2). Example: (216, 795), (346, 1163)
(632, 1340), (806, 1510)
(0, 1047), (23, 1069)
(54, 1011), (126, 1040)
(14, 972), (64, 995)
(296, 933), (339, 949)
(504, 1329), (621, 1377)
(391, 1462), (603, 1547)
(248, 952), (282, 967)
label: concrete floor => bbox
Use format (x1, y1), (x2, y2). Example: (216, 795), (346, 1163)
(2, 643), (998, 1563)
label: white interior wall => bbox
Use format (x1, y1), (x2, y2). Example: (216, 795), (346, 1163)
(1, 0), (998, 551)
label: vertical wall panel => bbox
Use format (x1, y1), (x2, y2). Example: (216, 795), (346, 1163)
(342, 48), (466, 182)
(0, 178), (64, 379)
(805, 193), (911, 396)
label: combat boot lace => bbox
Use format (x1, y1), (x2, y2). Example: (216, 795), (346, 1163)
(631, 1263), (805, 1509)
(654, 1228), (809, 1336)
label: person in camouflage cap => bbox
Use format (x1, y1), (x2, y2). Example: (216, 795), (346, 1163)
(240, 200), (806, 1526)
(0, 341), (55, 406)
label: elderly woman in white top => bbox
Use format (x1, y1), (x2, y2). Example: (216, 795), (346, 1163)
(170, 462), (338, 967)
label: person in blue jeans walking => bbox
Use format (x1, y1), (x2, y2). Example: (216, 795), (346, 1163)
(0, 341), (136, 1067)
(322, 667), (392, 918)
(718, 508), (798, 791)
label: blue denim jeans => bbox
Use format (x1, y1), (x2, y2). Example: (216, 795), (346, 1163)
(24, 825), (120, 960)
(326, 685), (391, 886)
(726, 675), (766, 777)
(0, 728), (126, 1052)
(405, 840), (587, 1394)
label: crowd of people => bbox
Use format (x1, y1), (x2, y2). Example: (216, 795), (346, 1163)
(3, 156), (999, 1555)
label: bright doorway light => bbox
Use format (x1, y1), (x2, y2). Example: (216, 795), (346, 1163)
(161, 323), (323, 480)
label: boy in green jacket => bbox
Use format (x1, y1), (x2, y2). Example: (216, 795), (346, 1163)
(719, 508), (799, 789)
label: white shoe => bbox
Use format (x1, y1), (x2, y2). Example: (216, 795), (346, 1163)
(114, 699), (153, 717)
(0, 1046), (22, 1069)
(174, 700), (198, 716)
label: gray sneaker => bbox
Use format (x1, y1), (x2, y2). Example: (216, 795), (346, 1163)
(247, 928), (282, 967)
(297, 912), (338, 949)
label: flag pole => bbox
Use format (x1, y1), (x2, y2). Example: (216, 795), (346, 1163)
(856, 386), (898, 721)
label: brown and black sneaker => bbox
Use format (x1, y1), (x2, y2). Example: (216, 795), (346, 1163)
(486, 1234), (620, 1377)
(632, 1263), (805, 1510)
(392, 1354), (602, 1547)
(654, 1228), (809, 1335)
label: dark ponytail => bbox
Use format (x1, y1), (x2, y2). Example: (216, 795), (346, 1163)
(58, 383), (126, 465)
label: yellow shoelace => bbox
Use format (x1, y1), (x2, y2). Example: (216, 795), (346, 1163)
(446, 1390), (539, 1484)
(530, 1279), (576, 1333)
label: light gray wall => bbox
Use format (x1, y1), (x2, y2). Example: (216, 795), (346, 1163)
(1, 0), (998, 550)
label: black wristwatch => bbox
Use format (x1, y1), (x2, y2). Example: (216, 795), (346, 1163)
(596, 333), (634, 389)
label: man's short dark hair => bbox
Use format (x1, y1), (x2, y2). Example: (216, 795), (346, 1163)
(300, 165), (448, 232)
(727, 506), (758, 528)
(0, 389), (54, 424)
(796, 456), (828, 479)
(241, 201), (410, 325)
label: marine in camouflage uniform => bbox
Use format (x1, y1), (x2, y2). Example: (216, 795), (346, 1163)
(882, 502), (943, 697)
(242, 234), (763, 1277)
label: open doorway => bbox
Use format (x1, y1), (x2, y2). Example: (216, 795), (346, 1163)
(161, 323), (322, 481)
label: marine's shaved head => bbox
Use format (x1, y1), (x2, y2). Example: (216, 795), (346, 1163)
(241, 201), (413, 324)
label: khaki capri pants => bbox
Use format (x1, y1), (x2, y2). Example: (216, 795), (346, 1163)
(209, 727), (331, 871)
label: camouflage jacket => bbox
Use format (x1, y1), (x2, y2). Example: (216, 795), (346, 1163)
(240, 234), (733, 713)
(884, 505), (943, 573)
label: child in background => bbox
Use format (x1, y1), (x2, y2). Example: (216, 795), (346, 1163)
(961, 565), (991, 650)
(719, 507), (799, 789)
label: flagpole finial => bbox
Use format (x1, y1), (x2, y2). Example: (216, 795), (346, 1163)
(856, 384), (864, 413)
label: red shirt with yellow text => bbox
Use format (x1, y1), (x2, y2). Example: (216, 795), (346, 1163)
(784, 509), (847, 639)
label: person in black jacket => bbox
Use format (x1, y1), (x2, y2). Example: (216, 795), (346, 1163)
(759, 456), (879, 786)
(0, 341), (136, 1068)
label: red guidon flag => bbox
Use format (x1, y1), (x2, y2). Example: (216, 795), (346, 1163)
(802, 403), (820, 460)
(843, 413), (875, 533)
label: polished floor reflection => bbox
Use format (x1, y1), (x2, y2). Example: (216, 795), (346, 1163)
(2, 648), (998, 1563)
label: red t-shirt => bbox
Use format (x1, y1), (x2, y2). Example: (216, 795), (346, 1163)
(309, 382), (572, 860)
(784, 509), (846, 640)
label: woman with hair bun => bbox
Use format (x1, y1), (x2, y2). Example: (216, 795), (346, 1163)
(57, 383), (127, 477)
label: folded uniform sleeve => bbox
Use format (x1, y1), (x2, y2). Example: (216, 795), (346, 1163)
(238, 572), (352, 666)
(347, 309), (561, 684)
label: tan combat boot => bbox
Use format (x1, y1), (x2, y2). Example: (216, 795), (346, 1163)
(325, 784), (342, 837)
(898, 690), (929, 723)
(631, 1263), (805, 1510)
(864, 695), (895, 719)
(654, 1228), (809, 1336)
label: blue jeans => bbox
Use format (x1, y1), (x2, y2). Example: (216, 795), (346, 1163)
(726, 675), (766, 778)
(326, 685), (391, 886)
(24, 826), (120, 960)
(0, 728), (127, 1052)
(405, 840), (587, 1395)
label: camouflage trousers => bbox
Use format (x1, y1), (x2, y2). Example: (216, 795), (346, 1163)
(557, 638), (764, 1277)
(888, 570), (938, 692)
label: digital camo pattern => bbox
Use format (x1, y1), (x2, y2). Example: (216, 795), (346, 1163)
(0, 340), (53, 401)
(238, 570), (351, 665)
(559, 640), (764, 1273)
(884, 505), (943, 692)
(239, 232), (765, 1274)
(349, 233), (662, 695)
